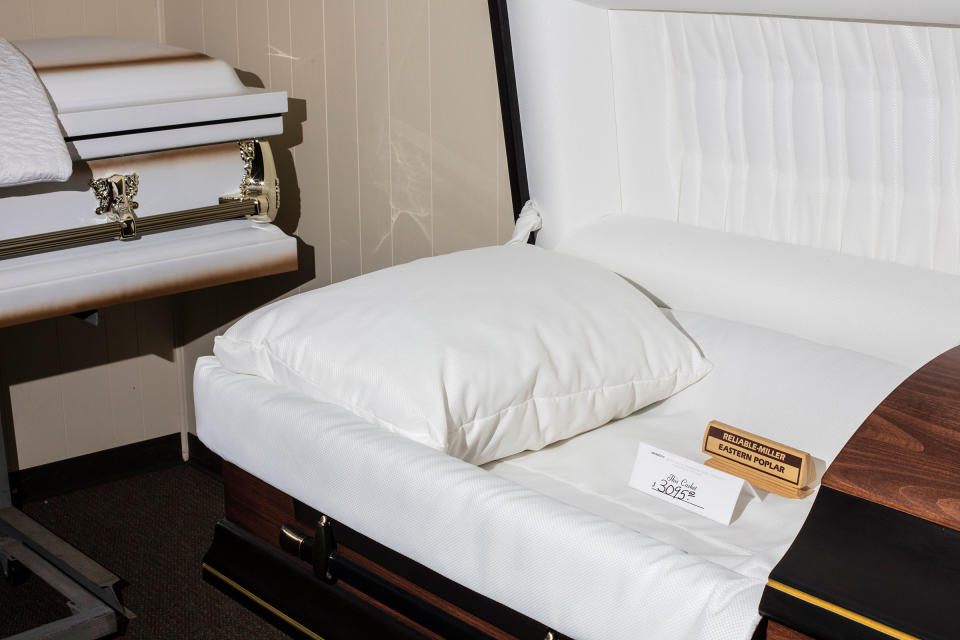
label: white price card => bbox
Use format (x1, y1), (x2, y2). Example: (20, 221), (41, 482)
(629, 442), (746, 525)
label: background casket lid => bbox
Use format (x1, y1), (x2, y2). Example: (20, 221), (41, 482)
(12, 37), (286, 144)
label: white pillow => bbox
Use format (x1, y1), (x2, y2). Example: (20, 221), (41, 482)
(213, 245), (711, 465)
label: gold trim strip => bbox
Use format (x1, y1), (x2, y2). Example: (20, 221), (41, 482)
(202, 563), (325, 640)
(0, 200), (258, 260)
(766, 580), (921, 640)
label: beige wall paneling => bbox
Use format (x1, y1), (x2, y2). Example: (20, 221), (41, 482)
(325, 0), (363, 281)
(101, 305), (145, 447)
(117, 0), (161, 42)
(290, 0), (332, 290)
(388, 0), (433, 264)
(82, 0), (119, 36)
(32, 0), (85, 38)
(356, 0), (392, 274)
(201, 0), (239, 66)
(0, 301), (182, 470)
(164, 0), (203, 50)
(237, 0), (270, 86)
(55, 317), (116, 459)
(264, 0), (298, 267)
(430, 0), (500, 254)
(0, 0), (34, 39)
(1, 320), (66, 470)
(134, 299), (183, 440)
(0, 0), (159, 42)
(266, 0), (292, 92)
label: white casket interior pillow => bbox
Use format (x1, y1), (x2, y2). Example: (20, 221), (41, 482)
(213, 244), (711, 465)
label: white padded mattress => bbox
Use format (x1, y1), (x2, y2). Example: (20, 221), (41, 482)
(485, 310), (908, 579)
(195, 310), (908, 640)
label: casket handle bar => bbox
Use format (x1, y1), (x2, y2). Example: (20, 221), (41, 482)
(0, 139), (278, 261)
(278, 516), (560, 640)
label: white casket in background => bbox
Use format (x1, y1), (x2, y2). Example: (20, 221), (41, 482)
(0, 37), (298, 327)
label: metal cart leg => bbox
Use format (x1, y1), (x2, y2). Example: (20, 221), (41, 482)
(0, 420), (11, 511)
(0, 413), (132, 640)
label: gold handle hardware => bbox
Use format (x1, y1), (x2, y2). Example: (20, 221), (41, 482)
(0, 143), (281, 260)
(219, 139), (280, 222)
(0, 200), (258, 260)
(91, 173), (139, 240)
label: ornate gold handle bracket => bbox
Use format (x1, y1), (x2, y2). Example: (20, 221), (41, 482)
(219, 139), (280, 222)
(92, 173), (140, 240)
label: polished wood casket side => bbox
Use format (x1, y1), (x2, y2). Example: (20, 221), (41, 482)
(762, 346), (960, 640)
(823, 346), (960, 532)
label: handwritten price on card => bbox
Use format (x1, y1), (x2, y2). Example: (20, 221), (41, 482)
(650, 474), (703, 509)
(630, 443), (746, 524)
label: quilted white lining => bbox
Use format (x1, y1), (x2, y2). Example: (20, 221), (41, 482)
(0, 39), (71, 188)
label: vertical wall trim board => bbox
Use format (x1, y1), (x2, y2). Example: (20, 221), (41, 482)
(323, 0), (334, 283)
(173, 297), (190, 461)
(157, 0), (165, 43)
(353, 0), (363, 274)
(386, 0), (395, 266)
(428, 0), (435, 255)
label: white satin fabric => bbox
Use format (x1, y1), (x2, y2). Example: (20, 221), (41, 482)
(557, 216), (960, 370)
(512, 1), (960, 277)
(196, 309), (907, 640)
(575, 1), (960, 25)
(196, 356), (764, 640)
(213, 245), (710, 466)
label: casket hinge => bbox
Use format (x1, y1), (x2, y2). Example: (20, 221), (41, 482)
(219, 139), (280, 222)
(92, 173), (139, 240)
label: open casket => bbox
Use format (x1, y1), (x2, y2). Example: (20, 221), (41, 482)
(195, 2), (960, 639)
(0, 36), (297, 328)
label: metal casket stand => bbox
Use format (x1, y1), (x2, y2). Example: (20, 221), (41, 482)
(0, 421), (133, 640)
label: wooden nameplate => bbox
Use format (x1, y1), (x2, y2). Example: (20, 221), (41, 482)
(702, 421), (815, 498)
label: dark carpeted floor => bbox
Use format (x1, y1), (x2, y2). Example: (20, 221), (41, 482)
(0, 464), (290, 639)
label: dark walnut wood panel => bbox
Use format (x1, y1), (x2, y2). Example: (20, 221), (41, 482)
(222, 461), (296, 552)
(221, 462), (520, 640)
(222, 463), (447, 639)
(766, 620), (817, 640)
(823, 346), (960, 532)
